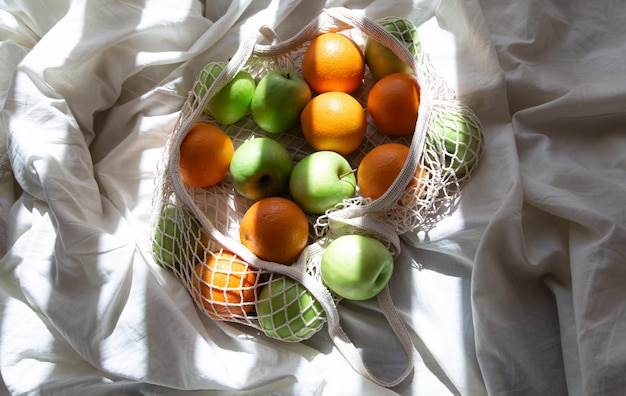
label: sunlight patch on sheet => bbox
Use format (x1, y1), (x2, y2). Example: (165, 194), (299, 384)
(412, 270), (475, 393)
(0, 298), (56, 392)
(418, 19), (460, 93)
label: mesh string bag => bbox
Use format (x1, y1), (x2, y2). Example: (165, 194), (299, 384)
(150, 7), (484, 388)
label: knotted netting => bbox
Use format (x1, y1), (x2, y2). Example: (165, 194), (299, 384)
(150, 7), (483, 388)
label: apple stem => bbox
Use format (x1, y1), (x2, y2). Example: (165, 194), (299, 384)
(339, 169), (357, 180)
(286, 72), (291, 79)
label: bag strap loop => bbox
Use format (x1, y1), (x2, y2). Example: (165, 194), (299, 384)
(165, 7), (419, 387)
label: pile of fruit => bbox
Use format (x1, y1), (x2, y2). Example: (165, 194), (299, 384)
(152, 17), (482, 342)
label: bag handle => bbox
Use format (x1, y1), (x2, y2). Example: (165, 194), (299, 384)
(167, 7), (418, 387)
(326, 285), (415, 388)
(322, 7), (432, 216)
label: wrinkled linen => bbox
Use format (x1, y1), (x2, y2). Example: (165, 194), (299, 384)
(1, 0), (625, 395)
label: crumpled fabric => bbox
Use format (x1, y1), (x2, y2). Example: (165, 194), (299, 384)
(1, 0), (625, 395)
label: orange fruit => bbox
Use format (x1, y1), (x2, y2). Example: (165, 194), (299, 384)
(367, 72), (420, 136)
(357, 143), (427, 200)
(398, 166), (429, 208)
(193, 250), (258, 319)
(301, 32), (365, 94)
(300, 91), (367, 156)
(239, 197), (309, 264)
(179, 122), (234, 187)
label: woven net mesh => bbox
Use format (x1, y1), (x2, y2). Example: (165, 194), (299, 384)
(150, 11), (483, 343)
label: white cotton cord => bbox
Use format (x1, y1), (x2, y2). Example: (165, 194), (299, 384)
(251, 9), (354, 58)
(167, 33), (258, 224)
(324, 210), (402, 256)
(326, 7), (416, 72)
(325, 287), (415, 388)
(151, 6), (484, 388)
(322, 6), (431, 216)
(377, 286), (416, 381)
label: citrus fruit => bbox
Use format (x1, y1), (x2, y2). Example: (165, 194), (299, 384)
(301, 32), (365, 94)
(400, 166), (429, 206)
(364, 17), (421, 81)
(300, 91), (367, 156)
(239, 197), (309, 264)
(256, 275), (325, 342)
(357, 143), (427, 200)
(367, 72), (420, 136)
(152, 205), (208, 271)
(179, 122), (234, 188)
(193, 250), (258, 320)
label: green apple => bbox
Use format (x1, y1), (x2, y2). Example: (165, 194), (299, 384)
(193, 62), (225, 101)
(152, 205), (208, 271)
(193, 62), (256, 125)
(365, 17), (421, 81)
(427, 109), (483, 177)
(321, 234), (394, 301)
(206, 70), (255, 125)
(256, 275), (325, 342)
(289, 151), (356, 215)
(251, 69), (312, 134)
(229, 137), (293, 200)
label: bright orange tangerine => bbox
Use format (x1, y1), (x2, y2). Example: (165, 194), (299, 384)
(357, 143), (427, 200)
(179, 122), (234, 187)
(300, 91), (367, 156)
(239, 197), (309, 264)
(301, 32), (365, 94)
(193, 250), (258, 320)
(367, 72), (420, 136)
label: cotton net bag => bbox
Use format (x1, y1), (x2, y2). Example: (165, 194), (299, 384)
(151, 7), (483, 387)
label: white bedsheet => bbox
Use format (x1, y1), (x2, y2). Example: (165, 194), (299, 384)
(1, 0), (625, 395)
